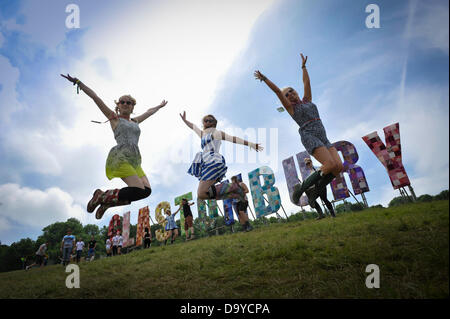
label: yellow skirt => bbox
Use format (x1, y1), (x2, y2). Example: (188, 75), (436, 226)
(106, 162), (146, 180)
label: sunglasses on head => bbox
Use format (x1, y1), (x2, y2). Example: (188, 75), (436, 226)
(120, 100), (133, 105)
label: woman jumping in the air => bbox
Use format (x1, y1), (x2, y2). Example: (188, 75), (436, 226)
(254, 53), (343, 204)
(180, 112), (263, 201)
(61, 74), (167, 219)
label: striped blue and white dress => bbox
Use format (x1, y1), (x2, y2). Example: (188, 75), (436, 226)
(188, 131), (227, 182)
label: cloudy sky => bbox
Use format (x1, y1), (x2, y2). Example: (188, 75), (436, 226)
(0, 0), (448, 245)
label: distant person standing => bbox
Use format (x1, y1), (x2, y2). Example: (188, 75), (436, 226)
(106, 238), (112, 257)
(26, 242), (49, 270)
(75, 238), (85, 263)
(112, 232), (119, 256)
(181, 198), (195, 241)
(164, 208), (179, 245)
(61, 229), (76, 266)
(144, 227), (152, 248)
(231, 176), (253, 231)
(87, 236), (97, 261)
(117, 231), (124, 255)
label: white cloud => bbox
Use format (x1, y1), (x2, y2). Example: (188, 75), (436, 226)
(407, 1), (449, 54)
(0, 0), (276, 237)
(0, 183), (87, 230)
(0, 55), (21, 126)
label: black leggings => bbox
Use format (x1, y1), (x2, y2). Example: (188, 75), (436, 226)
(311, 188), (335, 216)
(118, 186), (151, 202)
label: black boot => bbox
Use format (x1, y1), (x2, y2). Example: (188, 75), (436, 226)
(293, 171), (322, 203)
(315, 173), (336, 189)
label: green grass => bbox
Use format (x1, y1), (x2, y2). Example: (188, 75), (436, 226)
(0, 201), (448, 298)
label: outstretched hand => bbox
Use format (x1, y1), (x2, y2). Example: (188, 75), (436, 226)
(254, 70), (266, 82)
(159, 100), (168, 108)
(251, 143), (264, 152)
(179, 111), (187, 122)
(300, 53), (308, 68)
(60, 73), (78, 84)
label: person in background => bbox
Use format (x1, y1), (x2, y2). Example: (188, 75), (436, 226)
(144, 227), (152, 248)
(112, 232), (119, 256)
(26, 242), (49, 270)
(117, 231), (124, 255)
(87, 235), (97, 261)
(164, 208), (179, 245)
(181, 198), (195, 241)
(106, 237), (112, 257)
(61, 229), (76, 266)
(75, 237), (85, 263)
(231, 176), (253, 231)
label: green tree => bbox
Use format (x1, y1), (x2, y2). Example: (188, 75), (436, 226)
(388, 196), (409, 207)
(434, 190), (449, 201)
(417, 194), (433, 203)
(83, 224), (100, 236)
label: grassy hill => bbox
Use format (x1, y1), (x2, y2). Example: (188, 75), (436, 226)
(0, 200), (448, 299)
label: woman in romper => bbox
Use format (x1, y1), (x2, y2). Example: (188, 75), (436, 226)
(180, 112), (263, 201)
(61, 74), (167, 219)
(254, 53), (343, 204)
(164, 209), (179, 245)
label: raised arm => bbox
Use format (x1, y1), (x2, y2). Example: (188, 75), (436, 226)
(300, 54), (311, 102)
(215, 130), (263, 152)
(179, 111), (202, 137)
(60, 74), (116, 120)
(254, 70), (294, 115)
(133, 100), (168, 124)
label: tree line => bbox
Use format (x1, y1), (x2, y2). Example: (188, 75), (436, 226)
(0, 189), (447, 273)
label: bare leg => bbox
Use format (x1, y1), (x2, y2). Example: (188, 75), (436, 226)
(172, 229), (179, 242)
(121, 175), (146, 189)
(139, 175), (151, 189)
(197, 180), (217, 200)
(312, 146), (337, 175)
(238, 211), (248, 225)
(327, 147), (344, 176)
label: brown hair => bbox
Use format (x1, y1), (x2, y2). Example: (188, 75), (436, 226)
(202, 114), (218, 128)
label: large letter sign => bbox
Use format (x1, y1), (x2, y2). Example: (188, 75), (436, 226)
(155, 202), (171, 242)
(282, 156), (309, 206)
(122, 211), (134, 247)
(330, 141), (370, 200)
(283, 141), (369, 203)
(362, 123), (410, 189)
(197, 199), (218, 218)
(108, 214), (121, 239)
(248, 166), (281, 217)
(136, 206), (150, 246)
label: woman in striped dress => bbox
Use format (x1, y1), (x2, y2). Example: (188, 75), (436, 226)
(180, 112), (263, 201)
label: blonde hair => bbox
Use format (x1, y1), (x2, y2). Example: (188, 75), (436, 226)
(114, 95), (136, 115)
(281, 87), (297, 95)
